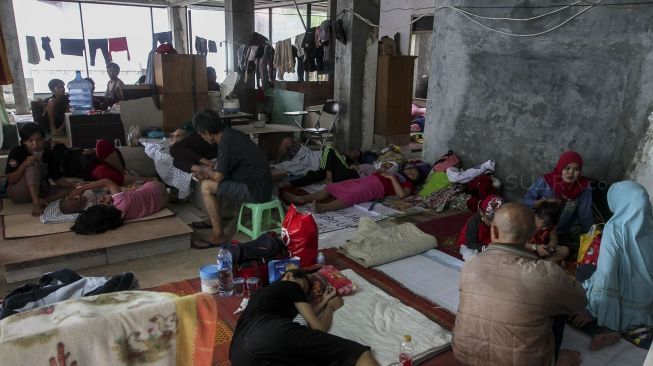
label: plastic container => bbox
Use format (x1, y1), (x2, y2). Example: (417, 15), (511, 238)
(67, 71), (93, 115)
(216, 247), (234, 296)
(399, 335), (414, 366)
(317, 251), (325, 265)
(199, 265), (220, 294)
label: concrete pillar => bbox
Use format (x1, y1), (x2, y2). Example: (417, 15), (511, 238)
(334, 0), (379, 151)
(0, 0), (29, 114)
(224, 0), (254, 73)
(169, 6), (189, 54)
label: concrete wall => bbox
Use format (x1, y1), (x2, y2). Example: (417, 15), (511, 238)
(423, 0), (653, 199)
(628, 111), (653, 201)
(379, 0), (436, 55)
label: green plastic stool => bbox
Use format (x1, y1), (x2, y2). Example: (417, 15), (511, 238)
(236, 197), (286, 240)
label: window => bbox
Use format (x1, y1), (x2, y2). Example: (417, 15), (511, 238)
(255, 9), (270, 40)
(188, 8), (227, 83)
(13, 0), (168, 95)
(81, 3), (152, 91)
(410, 16), (434, 99)
(271, 6), (307, 44)
(13, 1), (86, 95)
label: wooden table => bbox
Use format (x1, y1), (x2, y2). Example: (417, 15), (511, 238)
(233, 123), (300, 160)
(220, 111), (254, 126)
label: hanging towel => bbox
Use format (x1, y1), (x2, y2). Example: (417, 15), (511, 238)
(152, 31), (172, 49)
(208, 40), (217, 53)
(273, 38), (294, 79)
(87, 39), (110, 66)
(60, 38), (85, 57)
(25, 36), (40, 65)
(108, 37), (130, 60)
(41, 36), (54, 61)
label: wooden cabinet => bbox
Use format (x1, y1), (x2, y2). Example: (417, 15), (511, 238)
(374, 55), (417, 145)
(154, 54), (208, 132)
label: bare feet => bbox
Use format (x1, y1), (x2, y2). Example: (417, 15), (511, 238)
(282, 190), (305, 205)
(556, 349), (581, 366)
(570, 309), (594, 328)
(590, 332), (621, 351)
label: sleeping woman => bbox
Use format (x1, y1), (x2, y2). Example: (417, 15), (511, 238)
(282, 164), (424, 213)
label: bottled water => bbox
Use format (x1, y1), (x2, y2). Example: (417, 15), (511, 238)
(216, 247), (234, 296)
(317, 251), (325, 265)
(67, 71), (93, 115)
(399, 335), (414, 366)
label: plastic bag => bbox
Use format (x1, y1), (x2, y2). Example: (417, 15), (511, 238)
(281, 204), (318, 267)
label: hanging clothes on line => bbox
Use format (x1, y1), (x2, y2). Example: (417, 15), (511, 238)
(41, 36), (54, 61)
(208, 40), (217, 53)
(195, 36), (207, 55)
(88, 39), (111, 66)
(317, 20), (333, 75)
(273, 38), (294, 79)
(235, 32), (274, 90)
(108, 37), (130, 60)
(60, 39), (85, 57)
(26, 36), (40, 65)
(294, 34), (305, 81)
(153, 31), (172, 49)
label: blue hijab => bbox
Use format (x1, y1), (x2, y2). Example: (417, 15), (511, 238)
(583, 181), (653, 332)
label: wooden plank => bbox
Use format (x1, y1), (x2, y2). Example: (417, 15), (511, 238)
(0, 216), (192, 266)
(106, 234), (190, 263)
(5, 250), (107, 283)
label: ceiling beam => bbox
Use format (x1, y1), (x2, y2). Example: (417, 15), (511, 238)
(254, 0), (325, 9)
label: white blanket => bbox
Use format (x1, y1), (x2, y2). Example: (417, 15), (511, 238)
(375, 251), (648, 366)
(332, 269), (451, 365)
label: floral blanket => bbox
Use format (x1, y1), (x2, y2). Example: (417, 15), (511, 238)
(0, 291), (217, 366)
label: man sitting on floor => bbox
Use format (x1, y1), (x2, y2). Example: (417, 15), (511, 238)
(453, 203), (587, 366)
(192, 109), (272, 248)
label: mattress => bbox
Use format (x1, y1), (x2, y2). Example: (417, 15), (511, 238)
(331, 269), (452, 365)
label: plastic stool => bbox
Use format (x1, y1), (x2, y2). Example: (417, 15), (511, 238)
(236, 197), (285, 240)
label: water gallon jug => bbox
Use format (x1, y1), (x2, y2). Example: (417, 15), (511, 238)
(67, 71), (93, 115)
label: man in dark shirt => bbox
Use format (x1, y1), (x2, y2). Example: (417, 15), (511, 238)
(192, 109), (272, 248)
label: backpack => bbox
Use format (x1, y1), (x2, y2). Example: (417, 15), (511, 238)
(0, 268), (137, 320)
(433, 150), (461, 172)
(221, 232), (287, 266)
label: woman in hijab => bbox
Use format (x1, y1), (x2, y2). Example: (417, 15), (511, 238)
(457, 195), (505, 260)
(570, 181), (653, 350)
(524, 151), (593, 246)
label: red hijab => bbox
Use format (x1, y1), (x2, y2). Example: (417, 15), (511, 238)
(543, 151), (590, 200)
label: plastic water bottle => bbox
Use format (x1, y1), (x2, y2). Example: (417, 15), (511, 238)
(216, 247), (234, 296)
(399, 335), (414, 366)
(317, 251), (325, 265)
(67, 71), (93, 115)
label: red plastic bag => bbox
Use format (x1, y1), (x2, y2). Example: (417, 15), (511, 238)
(281, 204), (318, 267)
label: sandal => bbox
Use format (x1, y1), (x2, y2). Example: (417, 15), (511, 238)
(191, 238), (225, 250)
(191, 220), (213, 229)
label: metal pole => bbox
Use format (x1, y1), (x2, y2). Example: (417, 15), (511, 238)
(307, 3), (311, 29)
(187, 7), (192, 54)
(268, 7), (272, 41)
(150, 7), (155, 49)
(292, 0), (307, 31)
(78, 2), (90, 77)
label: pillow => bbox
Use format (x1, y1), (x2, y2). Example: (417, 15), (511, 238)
(308, 265), (356, 305)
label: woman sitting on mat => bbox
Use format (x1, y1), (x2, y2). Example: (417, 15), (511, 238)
(570, 181), (653, 351)
(457, 195), (505, 260)
(63, 179), (168, 234)
(5, 123), (75, 216)
(282, 163), (423, 213)
(524, 151), (593, 249)
(525, 200), (570, 264)
(230, 269), (379, 366)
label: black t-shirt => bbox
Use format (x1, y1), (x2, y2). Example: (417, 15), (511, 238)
(215, 127), (272, 202)
(5, 145), (63, 183)
(239, 281), (309, 324)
